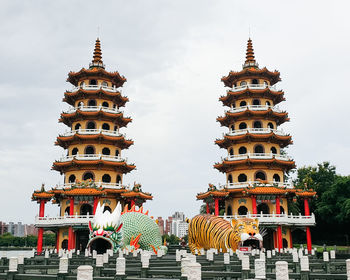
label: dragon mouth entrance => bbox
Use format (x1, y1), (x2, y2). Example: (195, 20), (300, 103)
(240, 238), (262, 249)
(87, 237), (113, 254)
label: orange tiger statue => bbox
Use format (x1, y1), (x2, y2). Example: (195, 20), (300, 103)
(188, 214), (263, 254)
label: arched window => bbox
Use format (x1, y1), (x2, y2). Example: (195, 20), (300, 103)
(268, 122), (274, 129)
(239, 146), (247, 154)
(83, 172), (94, 181)
(71, 148), (78, 155)
(229, 148), (234, 156)
(273, 174), (281, 182)
(102, 174), (111, 183)
(80, 204), (93, 215)
(102, 101), (109, 107)
(102, 147), (110, 155)
(253, 121), (262, 128)
(238, 206), (248, 215)
(103, 206), (112, 213)
(101, 81), (108, 88)
(240, 81), (247, 86)
(239, 100), (247, 107)
(88, 99), (96, 106)
(254, 145), (264, 154)
(238, 173), (247, 182)
(280, 206), (285, 214)
(252, 79), (259, 84)
(228, 174), (233, 184)
(114, 126), (118, 131)
(115, 150), (120, 157)
(227, 206), (232, 216)
(68, 175), (76, 183)
(255, 171), (266, 181)
(271, 147), (277, 154)
(257, 203), (269, 214)
(239, 122), (247, 129)
(74, 123), (81, 130)
(87, 121), (96, 129)
(266, 101), (271, 106)
(61, 239), (68, 250)
(252, 99), (260, 105)
(85, 146), (95, 154)
(282, 238), (288, 248)
(64, 207), (70, 215)
(230, 124), (235, 131)
(116, 175), (122, 184)
(89, 80), (97, 86)
(102, 123), (110, 130)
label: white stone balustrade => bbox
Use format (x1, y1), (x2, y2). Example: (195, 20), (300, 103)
(77, 265), (93, 280)
(9, 257), (18, 272)
(227, 83), (278, 93)
(95, 255), (103, 267)
(254, 258), (266, 279)
(59, 257), (68, 273)
(116, 257), (126, 275)
(276, 261), (289, 280)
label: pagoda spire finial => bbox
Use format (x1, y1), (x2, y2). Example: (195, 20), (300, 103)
(90, 38), (105, 69)
(243, 38), (259, 69)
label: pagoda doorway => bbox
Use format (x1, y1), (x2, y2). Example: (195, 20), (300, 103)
(257, 203), (269, 214)
(80, 204), (93, 215)
(262, 228), (274, 250)
(75, 229), (90, 251)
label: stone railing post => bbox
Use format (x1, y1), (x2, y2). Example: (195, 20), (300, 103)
(323, 251), (330, 273)
(241, 255), (250, 279)
(186, 262), (201, 280)
(292, 251), (299, 273)
(57, 257), (68, 280)
(300, 256), (309, 280)
(115, 257), (126, 280)
(77, 265), (93, 280)
(7, 257), (18, 280)
(18, 255), (24, 274)
(181, 257), (191, 278)
(255, 258), (266, 279)
(95, 254), (103, 276)
(103, 252), (109, 264)
(346, 259), (350, 280)
(276, 261), (289, 280)
(141, 252), (150, 278)
(224, 253), (230, 271)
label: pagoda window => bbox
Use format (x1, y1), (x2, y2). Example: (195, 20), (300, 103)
(102, 147), (110, 155)
(254, 145), (264, 154)
(85, 146), (95, 154)
(116, 175), (122, 184)
(266, 101), (271, 106)
(240, 81), (247, 86)
(257, 203), (269, 214)
(229, 148), (234, 156)
(238, 173), (247, 182)
(103, 206), (112, 213)
(88, 99), (96, 106)
(253, 121), (262, 129)
(252, 99), (260, 105)
(115, 150), (120, 157)
(114, 125), (118, 131)
(283, 238), (288, 248)
(64, 207), (70, 215)
(83, 172), (94, 181)
(239, 122), (247, 129)
(86, 121), (96, 129)
(238, 146), (247, 154)
(80, 204), (93, 215)
(271, 147), (277, 154)
(239, 100), (247, 107)
(255, 171), (266, 181)
(228, 174), (233, 184)
(102, 174), (111, 183)
(273, 174), (281, 182)
(71, 148), (78, 155)
(238, 206), (248, 215)
(101, 81), (108, 88)
(102, 123), (110, 130)
(227, 206), (232, 216)
(280, 206), (285, 214)
(230, 124), (235, 131)
(252, 79), (259, 84)
(68, 175), (76, 183)
(268, 122), (274, 129)
(61, 239), (68, 250)
(89, 79), (97, 85)
(74, 123), (81, 130)
(102, 101), (109, 107)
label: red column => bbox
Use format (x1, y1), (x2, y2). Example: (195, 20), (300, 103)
(68, 197), (74, 250)
(304, 198), (312, 252)
(93, 197), (99, 214)
(131, 199), (135, 208)
(37, 200), (46, 255)
(251, 196), (257, 214)
(206, 202), (210, 214)
(276, 196), (282, 251)
(214, 198), (219, 216)
(276, 196), (281, 214)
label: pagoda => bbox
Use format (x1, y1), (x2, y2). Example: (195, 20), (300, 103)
(197, 39), (316, 251)
(32, 39), (152, 254)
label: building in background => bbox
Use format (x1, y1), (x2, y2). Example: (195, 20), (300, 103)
(157, 217), (164, 235)
(165, 217), (172, 235)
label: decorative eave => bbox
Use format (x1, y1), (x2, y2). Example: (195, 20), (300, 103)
(244, 185), (296, 195)
(214, 158), (296, 173)
(217, 109), (289, 127)
(215, 133), (293, 149)
(56, 187), (107, 197)
(59, 111), (132, 128)
(219, 88), (285, 107)
(295, 189), (317, 198)
(31, 191), (54, 202)
(55, 134), (134, 149)
(63, 88), (129, 107)
(221, 67), (281, 87)
(121, 191), (153, 200)
(67, 68), (126, 88)
(196, 190), (229, 200)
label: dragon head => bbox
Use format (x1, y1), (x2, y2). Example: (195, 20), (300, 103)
(87, 202), (123, 253)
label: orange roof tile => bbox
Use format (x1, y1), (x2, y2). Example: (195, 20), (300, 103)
(295, 190), (317, 197)
(245, 186), (296, 195)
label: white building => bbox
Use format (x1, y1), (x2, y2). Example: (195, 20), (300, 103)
(171, 219), (188, 238)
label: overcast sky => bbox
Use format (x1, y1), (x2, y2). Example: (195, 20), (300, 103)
(0, 1), (349, 224)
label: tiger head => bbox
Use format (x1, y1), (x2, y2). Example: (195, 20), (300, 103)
(230, 218), (263, 248)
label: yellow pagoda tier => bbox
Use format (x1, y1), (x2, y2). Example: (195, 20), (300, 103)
(196, 39), (316, 252)
(31, 38), (152, 254)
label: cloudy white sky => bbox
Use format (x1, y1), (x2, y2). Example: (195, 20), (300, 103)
(0, 1), (349, 224)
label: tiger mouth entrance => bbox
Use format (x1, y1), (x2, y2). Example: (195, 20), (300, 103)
(89, 238), (112, 254)
(241, 239), (261, 249)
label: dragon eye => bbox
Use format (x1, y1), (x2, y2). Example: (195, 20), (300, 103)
(103, 234), (106, 237)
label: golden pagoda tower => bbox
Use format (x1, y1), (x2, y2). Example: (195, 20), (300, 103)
(197, 39), (316, 251)
(32, 39), (152, 254)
